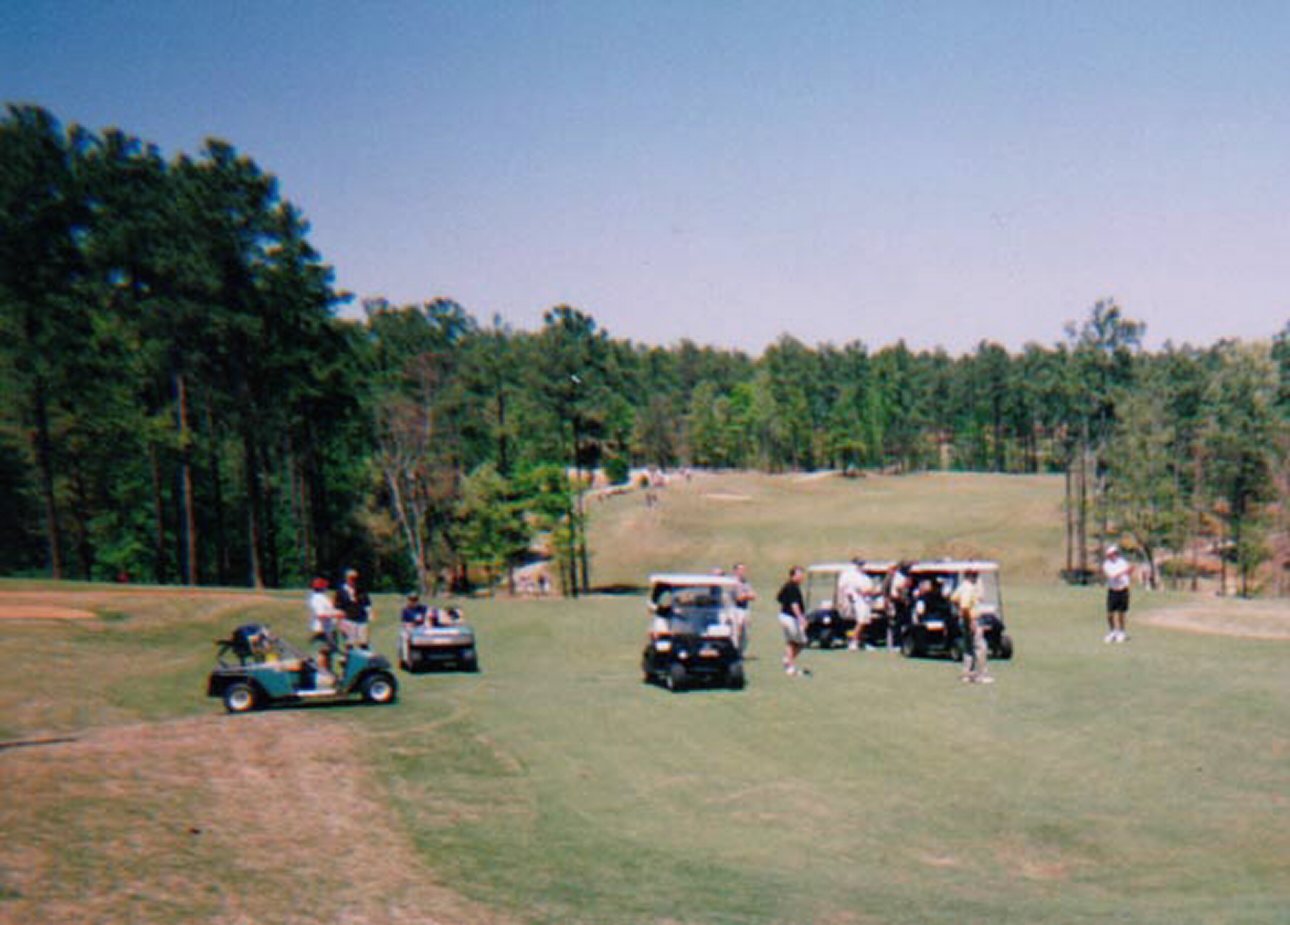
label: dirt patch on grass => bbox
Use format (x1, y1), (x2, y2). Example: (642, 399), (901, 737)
(0, 713), (514, 925)
(0, 602), (96, 620)
(1141, 600), (1290, 640)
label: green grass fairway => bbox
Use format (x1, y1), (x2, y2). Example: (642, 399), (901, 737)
(1, 473), (1287, 924)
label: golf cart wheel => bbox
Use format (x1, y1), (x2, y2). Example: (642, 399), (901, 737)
(666, 662), (687, 692)
(900, 633), (919, 658)
(948, 639), (965, 663)
(727, 663), (746, 690)
(462, 655), (480, 673)
(997, 634), (1014, 660)
(223, 682), (257, 714)
(361, 672), (398, 705)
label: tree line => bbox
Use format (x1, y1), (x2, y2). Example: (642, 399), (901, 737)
(2, 106), (1287, 595)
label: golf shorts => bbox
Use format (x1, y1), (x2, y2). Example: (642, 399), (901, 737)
(778, 613), (806, 645)
(1107, 588), (1130, 613)
(341, 619), (370, 646)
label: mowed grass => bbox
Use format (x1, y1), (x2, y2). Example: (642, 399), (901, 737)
(1, 472), (1287, 924)
(588, 470), (1067, 587)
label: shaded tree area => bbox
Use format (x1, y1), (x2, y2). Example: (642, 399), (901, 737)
(2, 107), (1287, 595)
(0, 106), (366, 588)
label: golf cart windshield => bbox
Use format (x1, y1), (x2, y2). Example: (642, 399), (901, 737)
(912, 568), (1001, 614)
(650, 583), (734, 637)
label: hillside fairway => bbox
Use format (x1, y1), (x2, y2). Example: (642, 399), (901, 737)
(588, 470), (1067, 587)
(1, 473), (1287, 924)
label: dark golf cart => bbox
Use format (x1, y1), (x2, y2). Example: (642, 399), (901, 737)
(901, 561), (1013, 661)
(399, 607), (479, 673)
(803, 562), (895, 649)
(641, 574), (745, 692)
(207, 624), (398, 713)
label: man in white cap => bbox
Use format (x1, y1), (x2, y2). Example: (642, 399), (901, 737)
(1102, 545), (1133, 643)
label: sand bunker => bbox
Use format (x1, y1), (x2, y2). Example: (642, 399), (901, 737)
(0, 603), (96, 620)
(1143, 600), (1290, 640)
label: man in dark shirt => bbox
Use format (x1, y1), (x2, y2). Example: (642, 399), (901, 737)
(336, 568), (374, 649)
(776, 566), (810, 677)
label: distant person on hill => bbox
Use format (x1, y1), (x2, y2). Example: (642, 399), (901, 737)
(776, 566), (810, 677)
(1102, 545), (1133, 643)
(731, 562), (756, 652)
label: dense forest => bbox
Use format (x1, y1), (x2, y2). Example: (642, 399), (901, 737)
(3, 106), (1287, 595)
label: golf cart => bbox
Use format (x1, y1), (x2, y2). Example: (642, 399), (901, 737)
(641, 574), (745, 691)
(399, 607), (479, 673)
(901, 561), (1013, 660)
(207, 624), (398, 713)
(803, 562), (895, 649)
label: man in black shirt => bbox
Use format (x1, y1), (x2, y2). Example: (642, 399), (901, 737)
(776, 566), (810, 677)
(336, 568), (374, 649)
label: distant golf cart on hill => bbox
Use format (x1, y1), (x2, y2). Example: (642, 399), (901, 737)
(641, 574), (746, 692)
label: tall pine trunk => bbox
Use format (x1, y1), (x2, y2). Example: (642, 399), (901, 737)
(243, 428), (265, 588)
(31, 380), (63, 579)
(175, 370), (198, 585)
(149, 444), (169, 583)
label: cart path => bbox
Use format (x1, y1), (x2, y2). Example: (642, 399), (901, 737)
(0, 712), (517, 925)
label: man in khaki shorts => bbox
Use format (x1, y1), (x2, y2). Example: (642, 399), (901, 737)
(776, 566), (810, 677)
(951, 570), (992, 684)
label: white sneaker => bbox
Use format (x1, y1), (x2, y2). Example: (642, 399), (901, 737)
(975, 675), (996, 684)
(1103, 631), (1117, 644)
(1115, 630), (1128, 643)
(785, 665), (797, 676)
(847, 641), (859, 651)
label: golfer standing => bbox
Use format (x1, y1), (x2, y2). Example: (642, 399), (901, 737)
(336, 568), (374, 648)
(1103, 545), (1132, 643)
(731, 562), (756, 653)
(776, 566), (810, 677)
(951, 570), (991, 683)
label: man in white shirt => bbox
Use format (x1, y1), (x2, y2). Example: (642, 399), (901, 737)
(838, 559), (875, 651)
(1102, 545), (1133, 643)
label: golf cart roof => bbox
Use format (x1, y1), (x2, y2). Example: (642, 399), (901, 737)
(649, 573), (740, 588)
(910, 560), (999, 574)
(807, 561), (896, 575)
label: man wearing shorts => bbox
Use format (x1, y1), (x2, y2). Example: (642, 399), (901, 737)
(951, 569), (991, 683)
(776, 566), (810, 677)
(1103, 545), (1132, 643)
(336, 568), (374, 648)
(838, 559), (874, 651)
(731, 562), (756, 653)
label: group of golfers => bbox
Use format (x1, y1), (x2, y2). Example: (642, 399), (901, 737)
(766, 543), (1135, 684)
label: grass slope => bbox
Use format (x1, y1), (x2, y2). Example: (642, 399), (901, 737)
(588, 471), (1066, 587)
(1, 473), (1287, 924)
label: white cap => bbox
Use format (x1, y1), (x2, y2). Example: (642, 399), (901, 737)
(1107, 545), (1119, 555)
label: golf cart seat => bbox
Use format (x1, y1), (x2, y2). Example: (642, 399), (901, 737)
(216, 623), (275, 665)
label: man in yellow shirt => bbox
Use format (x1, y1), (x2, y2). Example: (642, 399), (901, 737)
(951, 570), (992, 684)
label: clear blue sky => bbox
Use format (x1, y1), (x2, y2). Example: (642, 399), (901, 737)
(5, 0), (1288, 354)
